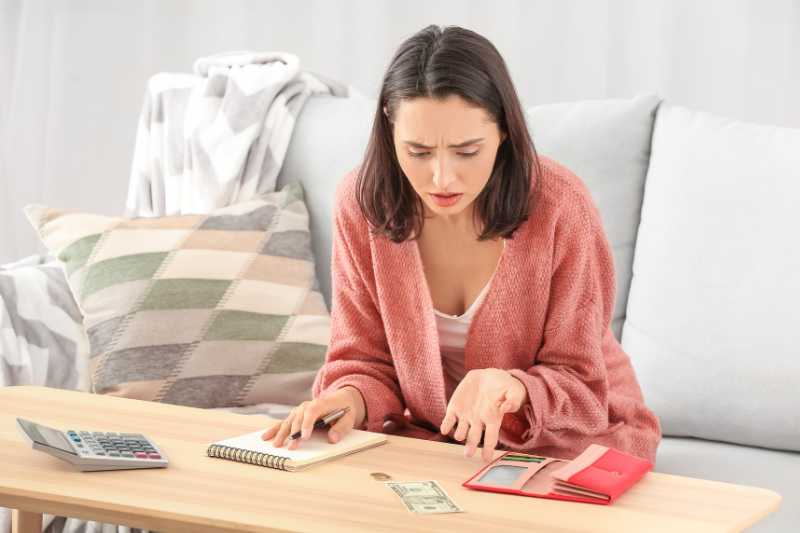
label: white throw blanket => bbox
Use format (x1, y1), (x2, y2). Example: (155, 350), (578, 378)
(0, 255), (87, 390)
(125, 50), (357, 217)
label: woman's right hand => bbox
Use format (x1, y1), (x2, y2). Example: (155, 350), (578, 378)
(261, 386), (366, 450)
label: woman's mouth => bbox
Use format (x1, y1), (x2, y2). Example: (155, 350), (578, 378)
(430, 193), (463, 207)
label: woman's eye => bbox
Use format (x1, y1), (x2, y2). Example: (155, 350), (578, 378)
(459, 151), (479, 157)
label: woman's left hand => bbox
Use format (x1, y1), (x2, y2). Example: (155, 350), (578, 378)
(440, 368), (529, 461)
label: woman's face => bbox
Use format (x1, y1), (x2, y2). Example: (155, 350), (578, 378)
(387, 94), (506, 225)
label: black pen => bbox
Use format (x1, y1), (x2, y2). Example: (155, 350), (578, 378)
(288, 407), (350, 440)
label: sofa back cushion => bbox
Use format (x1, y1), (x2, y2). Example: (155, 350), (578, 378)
(527, 93), (661, 339)
(276, 95), (375, 311)
(622, 102), (800, 451)
(277, 93), (662, 343)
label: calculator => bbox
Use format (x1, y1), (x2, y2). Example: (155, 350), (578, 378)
(16, 417), (168, 472)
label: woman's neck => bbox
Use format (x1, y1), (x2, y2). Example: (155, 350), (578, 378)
(422, 203), (481, 241)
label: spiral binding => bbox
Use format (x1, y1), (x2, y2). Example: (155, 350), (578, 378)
(207, 444), (289, 471)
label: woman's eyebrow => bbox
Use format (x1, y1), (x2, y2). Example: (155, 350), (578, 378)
(403, 137), (485, 149)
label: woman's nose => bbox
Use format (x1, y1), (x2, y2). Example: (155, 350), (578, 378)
(432, 157), (457, 190)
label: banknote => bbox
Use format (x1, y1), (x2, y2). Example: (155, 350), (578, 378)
(385, 480), (464, 514)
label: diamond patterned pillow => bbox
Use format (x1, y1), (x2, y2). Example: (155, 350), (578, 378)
(24, 182), (329, 408)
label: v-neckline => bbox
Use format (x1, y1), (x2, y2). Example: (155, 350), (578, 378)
(431, 239), (506, 320)
(412, 236), (511, 368)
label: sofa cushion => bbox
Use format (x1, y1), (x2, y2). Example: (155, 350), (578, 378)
(25, 182), (330, 408)
(623, 102), (800, 450)
(526, 93), (661, 340)
(657, 437), (794, 532)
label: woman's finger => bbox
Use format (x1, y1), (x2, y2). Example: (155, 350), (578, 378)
(440, 410), (458, 435)
(274, 406), (302, 447)
(326, 411), (354, 443)
(453, 416), (470, 442)
(481, 421), (500, 462)
(260, 420), (282, 441)
(286, 405), (307, 450)
(464, 420), (484, 458)
(299, 403), (322, 441)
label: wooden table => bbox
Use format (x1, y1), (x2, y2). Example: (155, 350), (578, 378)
(0, 386), (781, 533)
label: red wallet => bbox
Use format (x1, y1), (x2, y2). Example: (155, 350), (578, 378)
(463, 444), (652, 505)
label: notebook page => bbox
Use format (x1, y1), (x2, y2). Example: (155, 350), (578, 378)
(211, 429), (386, 467)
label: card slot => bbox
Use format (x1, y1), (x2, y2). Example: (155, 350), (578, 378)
(552, 481), (610, 501)
(518, 459), (569, 494)
(511, 458), (567, 490)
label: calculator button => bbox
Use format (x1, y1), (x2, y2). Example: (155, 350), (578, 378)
(134, 452), (147, 458)
(95, 452), (106, 456)
(147, 453), (161, 459)
(108, 451), (120, 457)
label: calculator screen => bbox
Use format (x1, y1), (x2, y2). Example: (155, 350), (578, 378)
(17, 418), (76, 454)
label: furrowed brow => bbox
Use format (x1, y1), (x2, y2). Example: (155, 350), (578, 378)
(403, 137), (485, 149)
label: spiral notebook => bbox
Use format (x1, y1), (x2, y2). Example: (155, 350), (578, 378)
(206, 428), (387, 472)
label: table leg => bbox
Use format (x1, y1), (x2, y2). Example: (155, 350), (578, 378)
(11, 509), (42, 533)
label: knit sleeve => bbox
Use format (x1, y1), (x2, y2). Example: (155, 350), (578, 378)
(311, 179), (405, 433)
(498, 186), (617, 451)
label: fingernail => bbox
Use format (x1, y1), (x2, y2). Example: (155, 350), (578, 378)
(330, 430), (339, 442)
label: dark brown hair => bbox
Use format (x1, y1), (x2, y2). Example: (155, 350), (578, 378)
(356, 24), (540, 243)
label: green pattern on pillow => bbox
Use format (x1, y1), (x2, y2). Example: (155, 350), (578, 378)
(25, 182), (329, 408)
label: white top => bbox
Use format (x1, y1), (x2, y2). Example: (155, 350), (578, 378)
(433, 240), (505, 398)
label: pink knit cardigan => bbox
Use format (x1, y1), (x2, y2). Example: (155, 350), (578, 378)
(312, 155), (662, 462)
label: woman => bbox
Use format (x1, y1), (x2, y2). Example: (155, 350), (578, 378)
(262, 25), (661, 463)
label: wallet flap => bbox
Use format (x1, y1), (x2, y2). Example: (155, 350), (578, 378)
(551, 444), (653, 501)
(551, 444), (610, 481)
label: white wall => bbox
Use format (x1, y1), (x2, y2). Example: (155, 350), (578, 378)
(2, 0), (799, 263)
